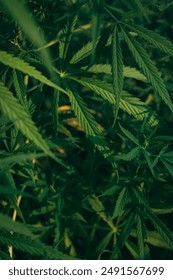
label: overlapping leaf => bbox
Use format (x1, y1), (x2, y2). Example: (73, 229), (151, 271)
(67, 89), (116, 166)
(146, 209), (173, 251)
(0, 51), (66, 94)
(85, 64), (146, 81)
(59, 15), (78, 60)
(124, 23), (173, 56)
(121, 27), (173, 112)
(0, 231), (75, 260)
(69, 77), (157, 125)
(0, 82), (52, 156)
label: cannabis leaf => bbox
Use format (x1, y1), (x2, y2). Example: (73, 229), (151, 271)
(146, 209), (173, 251)
(112, 187), (129, 218)
(0, 213), (32, 237)
(124, 23), (173, 56)
(69, 77), (157, 125)
(121, 27), (173, 112)
(0, 51), (66, 94)
(59, 15), (78, 60)
(70, 42), (93, 64)
(112, 25), (123, 124)
(0, 82), (52, 157)
(0, 231), (75, 260)
(67, 89), (116, 166)
(86, 64), (146, 81)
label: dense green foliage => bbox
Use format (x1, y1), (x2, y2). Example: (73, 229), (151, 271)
(0, 0), (173, 260)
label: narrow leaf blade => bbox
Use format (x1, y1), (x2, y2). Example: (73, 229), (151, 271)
(112, 25), (123, 124)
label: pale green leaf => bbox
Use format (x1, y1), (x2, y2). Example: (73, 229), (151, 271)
(0, 51), (66, 94)
(152, 207), (173, 215)
(145, 231), (170, 250)
(123, 66), (146, 81)
(86, 64), (146, 81)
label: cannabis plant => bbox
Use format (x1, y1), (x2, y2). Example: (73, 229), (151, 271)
(0, 0), (173, 260)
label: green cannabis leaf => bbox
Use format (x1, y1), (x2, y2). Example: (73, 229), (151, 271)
(112, 25), (123, 124)
(0, 0), (173, 260)
(0, 82), (52, 156)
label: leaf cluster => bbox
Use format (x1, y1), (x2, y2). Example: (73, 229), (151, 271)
(0, 0), (173, 260)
